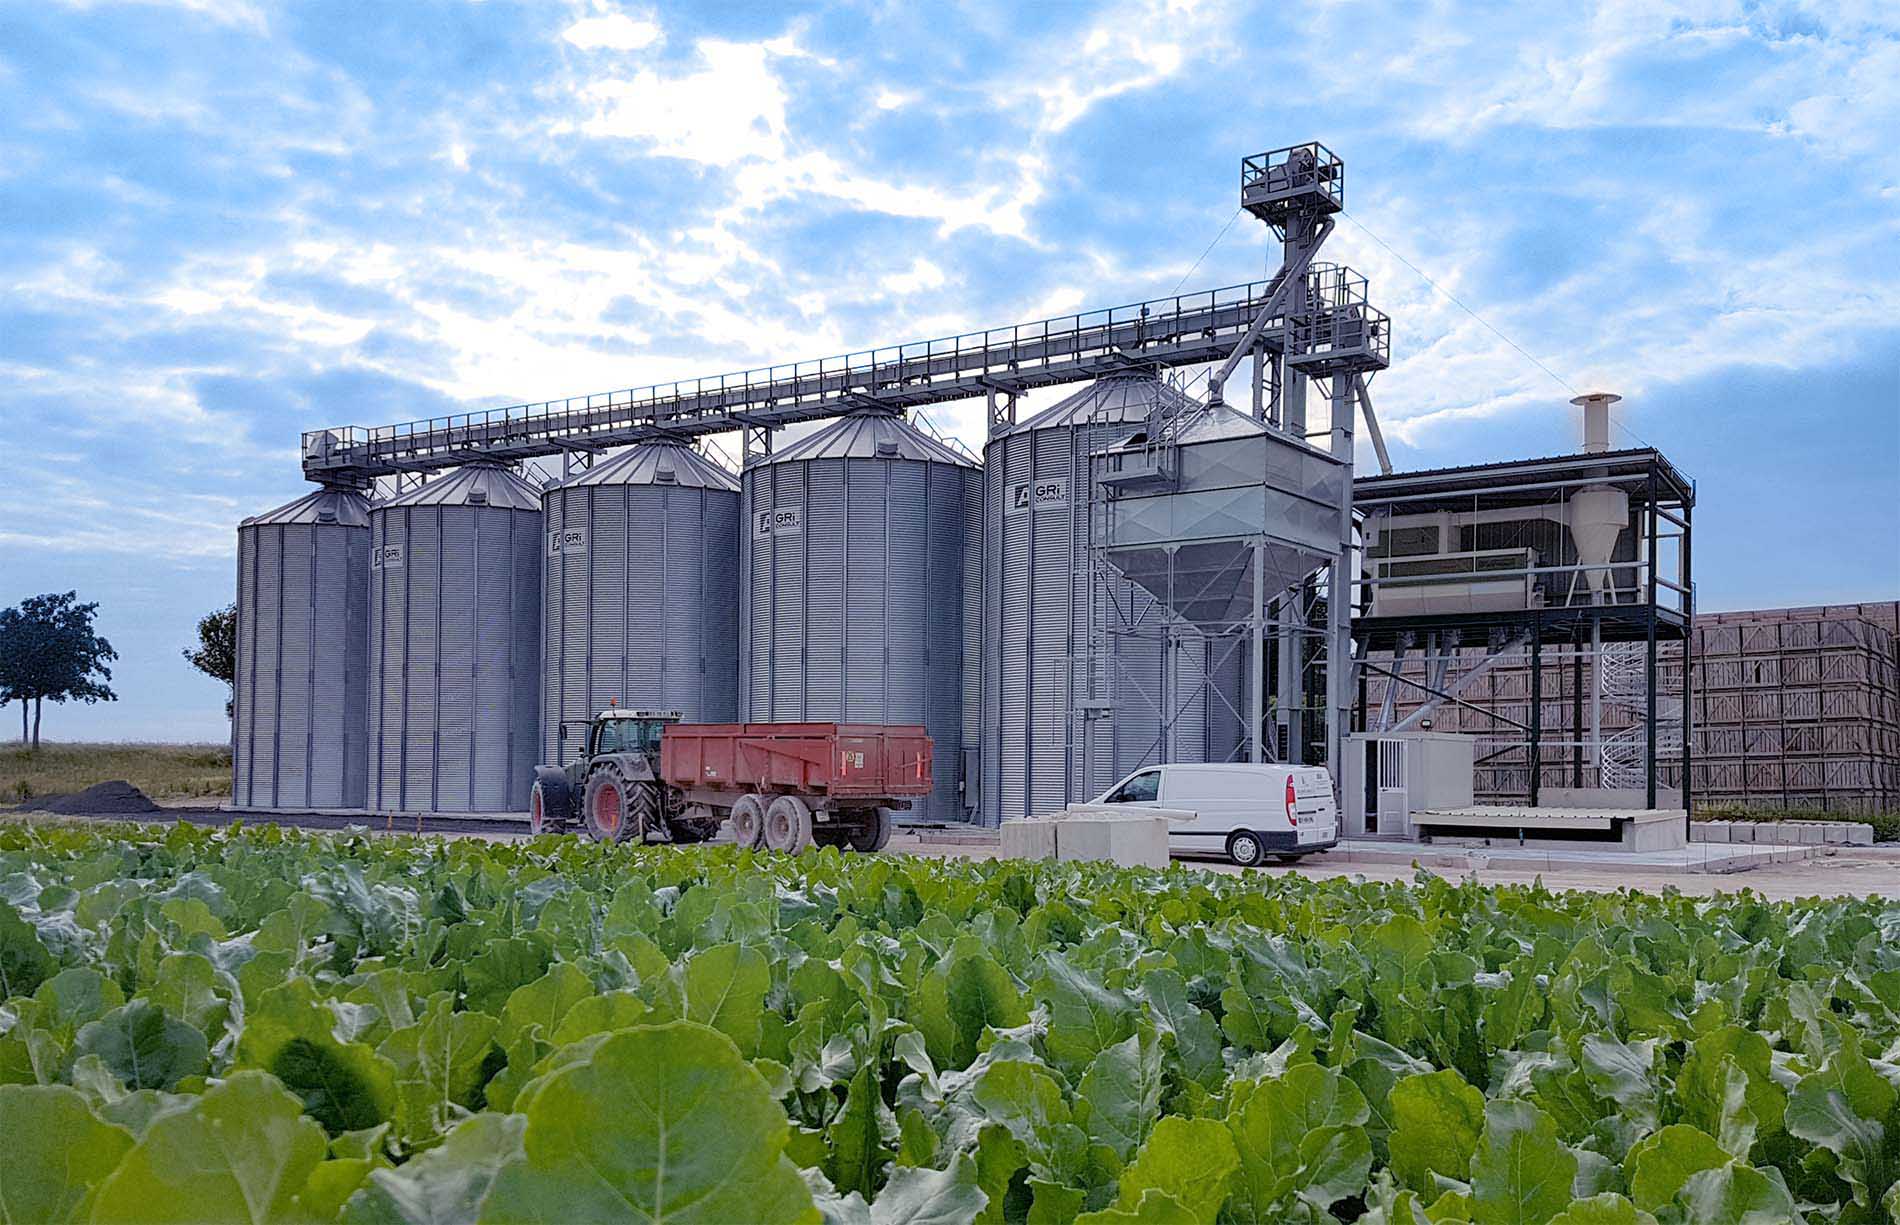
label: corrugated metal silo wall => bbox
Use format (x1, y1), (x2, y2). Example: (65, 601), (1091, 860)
(742, 456), (978, 822)
(369, 503), (541, 812)
(232, 520), (368, 808)
(540, 482), (740, 765)
(980, 422), (1238, 825)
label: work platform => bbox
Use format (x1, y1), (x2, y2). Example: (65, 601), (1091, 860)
(1413, 804), (1687, 852)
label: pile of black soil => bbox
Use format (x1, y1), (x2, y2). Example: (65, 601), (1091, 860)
(11, 779), (162, 816)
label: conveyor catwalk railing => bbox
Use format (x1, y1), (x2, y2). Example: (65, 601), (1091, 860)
(301, 274), (1309, 483)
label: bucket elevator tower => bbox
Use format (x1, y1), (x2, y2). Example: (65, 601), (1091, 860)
(981, 144), (1392, 814)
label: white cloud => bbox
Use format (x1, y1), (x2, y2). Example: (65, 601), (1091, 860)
(577, 39), (787, 165)
(562, 11), (661, 52)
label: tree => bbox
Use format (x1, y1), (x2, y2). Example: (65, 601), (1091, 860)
(183, 603), (237, 719)
(0, 592), (118, 748)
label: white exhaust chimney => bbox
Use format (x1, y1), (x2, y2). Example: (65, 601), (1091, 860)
(1569, 392), (1620, 454)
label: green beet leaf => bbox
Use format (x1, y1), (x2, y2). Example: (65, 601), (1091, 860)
(867, 1153), (988, 1225)
(0, 1083), (134, 1223)
(1105, 1115), (1237, 1224)
(72, 999), (207, 1091)
(1468, 1099), (1577, 1225)
(92, 1069), (329, 1224)
(1624, 1124), (1733, 1213)
(1388, 1068), (1487, 1195)
(477, 1022), (816, 1224)
(343, 1113), (527, 1225)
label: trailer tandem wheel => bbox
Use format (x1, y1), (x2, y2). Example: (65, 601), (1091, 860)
(764, 795), (815, 853)
(729, 794), (768, 849)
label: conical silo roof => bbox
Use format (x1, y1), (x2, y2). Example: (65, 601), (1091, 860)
(758, 411), (974, 467)
(381, 463), (542, 510)
(241, 487), (371, 528)
(557, 440), (739, 491)
(1006, 373), (1199, 437)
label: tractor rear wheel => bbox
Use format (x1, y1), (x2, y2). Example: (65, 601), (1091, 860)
(582, 769), (631, 844)
(764, 794), (815, 853)
(729, 794), (768, 849)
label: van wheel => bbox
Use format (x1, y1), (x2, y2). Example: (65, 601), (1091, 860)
(1226, 831), (1266, 868)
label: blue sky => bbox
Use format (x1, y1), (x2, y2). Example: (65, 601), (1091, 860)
(3, 0), (1897, 743)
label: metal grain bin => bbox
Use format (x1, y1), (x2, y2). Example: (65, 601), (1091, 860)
(979, 375), (1238, 825)
(233, 487), (371, 810)
(541, 440), (741, 765)
(742, 412), (980, 823)
(369, 464), (542, 812)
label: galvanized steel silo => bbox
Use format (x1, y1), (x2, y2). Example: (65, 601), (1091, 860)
(233, 487), (370, 809)
(541, 440), (741, 766)
(742, 412), (979, 823)
(979, 374), (1233, 825)
(368, 464), (542, 812)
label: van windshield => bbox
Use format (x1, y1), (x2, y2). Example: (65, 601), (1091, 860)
(1106, 770), (1160, 803)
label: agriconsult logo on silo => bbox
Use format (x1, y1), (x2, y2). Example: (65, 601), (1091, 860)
(1009, 478), (1068, 513)
(546, 528), (587, 556)
(755, 506), (802, 538)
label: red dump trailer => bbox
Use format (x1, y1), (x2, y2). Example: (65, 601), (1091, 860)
(660, 722), (931, 852)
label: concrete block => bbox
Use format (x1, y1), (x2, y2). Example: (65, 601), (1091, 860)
(1847, 825), (1875, 846)
(1624, 811), (1689, 853)
(1694, 822), (1729, 844)
(1819, 823), (1852, 845)
(1793, 823), (1825, 845)
(1054, 815), (1170, 869)
(999, 819), (1057, 861)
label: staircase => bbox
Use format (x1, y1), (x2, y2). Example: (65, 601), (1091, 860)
(1596, 643), (1682, 792)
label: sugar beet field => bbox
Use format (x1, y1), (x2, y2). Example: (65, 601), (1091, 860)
(1, 822), (1897, 1223)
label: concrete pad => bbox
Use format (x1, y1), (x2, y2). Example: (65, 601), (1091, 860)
(999, 819), (1056, 861)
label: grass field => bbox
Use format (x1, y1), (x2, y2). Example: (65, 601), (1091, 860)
(0, 740), (231, 803)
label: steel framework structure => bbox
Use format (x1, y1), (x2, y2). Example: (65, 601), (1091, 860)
(1351, 448), (1696, 816)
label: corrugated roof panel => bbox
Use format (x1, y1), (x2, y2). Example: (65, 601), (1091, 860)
(242, 487), (372, 528)
(757, 411), (975, 468)
(383, 463), (543, 510)
(559, 440), (741, 491)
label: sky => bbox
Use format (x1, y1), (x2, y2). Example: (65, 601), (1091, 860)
(2, 0), (1897, 743)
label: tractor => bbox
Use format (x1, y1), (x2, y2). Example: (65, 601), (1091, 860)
(528, 709), (719, 844)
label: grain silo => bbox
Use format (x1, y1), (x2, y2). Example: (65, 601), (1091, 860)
(743, 411), (979, 824)
(368, 464), (541, 812)
(233, 486), (370, 810)
(541, 439), (741, 766)
(979, 374), (1241, 825)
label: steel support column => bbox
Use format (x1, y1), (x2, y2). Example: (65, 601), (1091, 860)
(1529, 614), (1543, 806)
(1646, 464), (1659, 810)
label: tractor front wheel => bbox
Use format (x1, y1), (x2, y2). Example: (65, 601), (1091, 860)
(529, 768), (573, 836)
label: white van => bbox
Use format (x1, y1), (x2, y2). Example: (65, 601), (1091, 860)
(1090, 763), (1339, 866)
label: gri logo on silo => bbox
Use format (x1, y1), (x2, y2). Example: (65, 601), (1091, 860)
(755, 506), (802, 538)
(371, 545), (405, 570)
(546, 528), (587, 557)
(1009, 479), (1067, 513)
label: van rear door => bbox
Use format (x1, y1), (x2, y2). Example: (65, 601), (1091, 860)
(1292, 768), (1337, 843)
